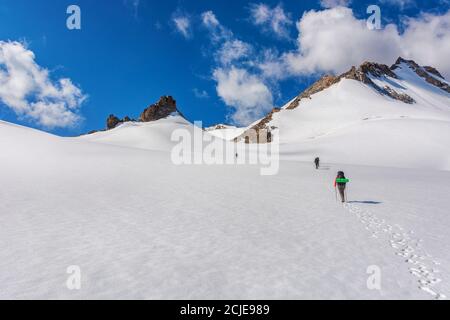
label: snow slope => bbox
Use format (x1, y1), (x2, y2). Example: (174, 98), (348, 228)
(275, 77), (450, 170)
(205, 124), (246, 141)
(77, 114), (193, 152)
(1, 120), (450, 299)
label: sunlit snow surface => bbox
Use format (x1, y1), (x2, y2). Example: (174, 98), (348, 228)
(1, 64), (450, 299)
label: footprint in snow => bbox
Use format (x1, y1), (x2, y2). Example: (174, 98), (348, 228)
(344, 203), (447, 300)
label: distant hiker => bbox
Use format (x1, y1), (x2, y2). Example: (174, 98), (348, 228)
(314, 157), (320, 169)
(334, 171), (349, 203)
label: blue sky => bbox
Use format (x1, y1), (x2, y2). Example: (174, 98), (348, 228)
(0, 0), (449, 136)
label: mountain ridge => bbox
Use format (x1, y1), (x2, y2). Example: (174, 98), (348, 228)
(234, 57), (450, 144)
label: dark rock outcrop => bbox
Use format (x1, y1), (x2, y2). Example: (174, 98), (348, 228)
(140, 96), (178, 122)
(341, 62), (397, 83)
(383, 86), (415, 104)
(341, 62), (415, 104)
(358, 61), (398, 79)
(424, 66), (444, 79)
(106, 114), (133, 130)
(107, 114), (121, 130)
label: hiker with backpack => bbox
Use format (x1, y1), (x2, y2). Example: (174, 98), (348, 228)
(334, 171), (349, 203)
(314, 157), (320, 169)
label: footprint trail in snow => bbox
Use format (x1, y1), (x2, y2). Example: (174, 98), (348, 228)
(344, 203), (447, 300)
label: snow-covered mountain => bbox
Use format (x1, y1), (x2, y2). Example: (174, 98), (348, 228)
(236, 57), (450, 170)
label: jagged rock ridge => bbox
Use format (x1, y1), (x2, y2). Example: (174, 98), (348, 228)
(87, 96), (182, 133)
(287, 60), (416, 110)
(107, 115), (133, 130)
(391, 57), (450, 94)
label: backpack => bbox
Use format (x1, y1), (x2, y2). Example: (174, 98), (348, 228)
(336, 171), (349, 185)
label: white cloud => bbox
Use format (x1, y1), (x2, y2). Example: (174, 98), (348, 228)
(0, 41), (86, 128)
(249, 3), (293, 39)
(275, 7), (450, 79)
(213, 67), (273, 125)
(399, 11), (450, 77)
(319, 0), (352, 8)
(193, 88), (209, 99)
(256, 49), (286, 80)
(172, 12), (192, 39)
(201, 11), (233, 43)
(202, 11), (220, 29)
(217, 40), (252, 65)
(201, 11), (272, 125)
(283, 7), (400, 75)
(202, 11), (248, 64)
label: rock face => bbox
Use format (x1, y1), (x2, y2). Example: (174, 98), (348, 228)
(340, 62), (415, 104)
(391, 57), (450, 94)
(107, 115), (121, 130)
(106, 114), (133, 130)
(140, 96), (178, 122)
(424, 66), (444, 79)
(287, 75), (339, 110)
(234, 108), (280, 144)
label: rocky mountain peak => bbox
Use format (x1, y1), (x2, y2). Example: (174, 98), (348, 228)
(140, 96), (179, 122)
(356, 61), (398, 79)
(342, 61), (415, 104)
(341, 61), (398, 84)
(392, 57), (414, 68)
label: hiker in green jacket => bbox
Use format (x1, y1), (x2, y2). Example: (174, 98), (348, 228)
(334, 171), (349, 203)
